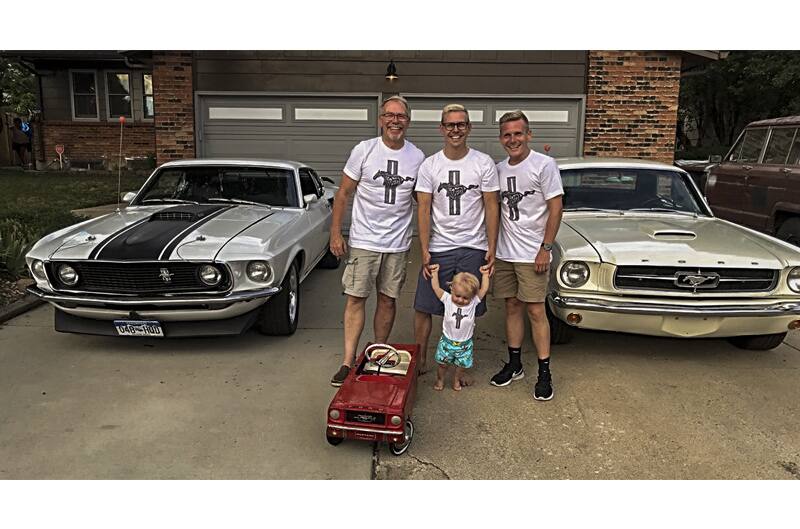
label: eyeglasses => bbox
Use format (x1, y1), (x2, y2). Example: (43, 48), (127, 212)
(380, 112), (409, 122)
(442, 121), (468, 131)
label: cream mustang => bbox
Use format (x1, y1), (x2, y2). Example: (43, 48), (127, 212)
(548, 158), (800, 350)
(26, 159), (339, 338)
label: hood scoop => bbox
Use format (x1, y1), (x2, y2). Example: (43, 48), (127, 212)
(652, 230), (696, 240)
(150, 210), (199, 222)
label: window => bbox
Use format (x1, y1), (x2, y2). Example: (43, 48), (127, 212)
(299, 168), (322, 198)
(143, 74), (154, 119)
(105, 72), (132, 119)
(738, 128), (768, 163)
(789, 134), (800, 166)
(70, 71), (99, 120)
(294, 108), (368, 121)
(209, 107), (283, 120)
(763, 127), (797, 165)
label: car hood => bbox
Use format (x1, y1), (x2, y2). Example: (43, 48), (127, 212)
(562, 214), (800, 268)
(36, 204), (282, 262)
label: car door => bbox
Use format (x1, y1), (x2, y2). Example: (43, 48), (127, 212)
(298, 167), (329, 268)
(706, 127), (769, 227)
(753, 126), (798, 232)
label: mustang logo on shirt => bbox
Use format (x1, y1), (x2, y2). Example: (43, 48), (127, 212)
(452, 307), (466, 329)
(373, 160), (415, 205)
(500, 176), (536, 221)
(437, 170), (479, 215)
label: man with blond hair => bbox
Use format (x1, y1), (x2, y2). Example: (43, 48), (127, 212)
(413, 103), (500, 375)
(490, 110), (563, 401)
(329, 95), (425, 386)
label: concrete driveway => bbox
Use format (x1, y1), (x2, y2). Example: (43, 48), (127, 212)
(1, 240), (799, 479)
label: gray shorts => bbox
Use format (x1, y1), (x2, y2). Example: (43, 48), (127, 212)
(341, 247), (409, 299)
(413, 247), (487, 317)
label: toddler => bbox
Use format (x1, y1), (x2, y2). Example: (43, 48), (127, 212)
(429, 263), (490, 391)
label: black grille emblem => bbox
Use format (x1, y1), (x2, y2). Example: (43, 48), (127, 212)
(159, 268), (174, 283)
(674, 271), (720, 290)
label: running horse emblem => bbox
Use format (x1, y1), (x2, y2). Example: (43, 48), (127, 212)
(500, 176), (536, 221)
(437, 170), (479, 215)
(373, 160), (415, 205)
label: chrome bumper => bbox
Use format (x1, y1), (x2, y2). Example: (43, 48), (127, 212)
(549, 294), (800, 317)
(27, 285), (281, 309)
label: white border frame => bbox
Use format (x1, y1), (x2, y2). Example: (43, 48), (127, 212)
(68, 69), (100, 121)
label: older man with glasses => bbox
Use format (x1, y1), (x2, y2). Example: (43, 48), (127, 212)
(329, 95), (425, 387)
(413, 103), (500, 377)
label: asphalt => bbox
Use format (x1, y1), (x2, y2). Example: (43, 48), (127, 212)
(1, 240), (799, 479)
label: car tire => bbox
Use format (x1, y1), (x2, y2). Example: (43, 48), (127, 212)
(317, 249), (340, 269)
(776, 217), (800, 246)
(389, 419), (414, 456)
(728, 332), (787, 351)
(258, 261), (300, 336)
(326, 434), (344, 446)
(546, 303), (573, 345)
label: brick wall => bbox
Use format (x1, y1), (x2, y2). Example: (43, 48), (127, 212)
(153, 51), (195, 164)
(41, 121), (155, 168)
(584, 51), (682, 164)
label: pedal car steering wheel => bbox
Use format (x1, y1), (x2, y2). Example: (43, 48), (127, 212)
(364, 343), (401, 368)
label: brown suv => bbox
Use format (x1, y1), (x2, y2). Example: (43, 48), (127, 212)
(705, 116), (800, 244)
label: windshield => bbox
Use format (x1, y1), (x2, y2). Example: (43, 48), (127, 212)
(560, 168), (708, 215)
(134, 166), (299, 207)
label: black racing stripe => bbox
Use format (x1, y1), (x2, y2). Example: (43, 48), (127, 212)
(88, 216), (151, 260)
(95, 205), (230, 261)
(158, 205), (235, 260)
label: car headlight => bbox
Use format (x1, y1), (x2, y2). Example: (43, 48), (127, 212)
(788, 267), (800, 293)
(560, 261), (590, 288)
(247, 261), (272, 283)
(390, 415), (402, 426)
(57, 264), (79, 286)
(199, 264), (222, 286)
(30, 260), (47, 281)
(329, 409), (340, 420)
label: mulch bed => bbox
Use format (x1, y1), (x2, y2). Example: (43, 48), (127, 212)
(0, 273), (27, 309)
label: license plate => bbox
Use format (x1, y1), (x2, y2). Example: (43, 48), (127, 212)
(114, 320), (164, 337)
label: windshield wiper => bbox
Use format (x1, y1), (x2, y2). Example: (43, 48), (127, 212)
(565, 207), (622, 213)
(627, 208), (699, 217)
(141, 198), (199, 205)
(207, 197), (271, 208)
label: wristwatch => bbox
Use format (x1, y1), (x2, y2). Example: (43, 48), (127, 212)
(541, 242), (553, 251)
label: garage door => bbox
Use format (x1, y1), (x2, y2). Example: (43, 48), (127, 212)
(403, 97), (583, 160)
(198, 95), (379, 180)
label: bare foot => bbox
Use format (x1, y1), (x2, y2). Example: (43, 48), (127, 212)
(452, 379), (462, 391)
(458, 373), (473, 387)
(417, 363), (429, 376)
(434, 379), (445, 391)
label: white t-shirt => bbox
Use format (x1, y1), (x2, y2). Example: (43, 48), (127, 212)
(343, 137), (425, 253)
(415, 149), (500, 253)
(441, 291), (480, 342)
(496, 150), (564, 262)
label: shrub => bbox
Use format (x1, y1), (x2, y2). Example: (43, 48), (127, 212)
(0, 219), (38, 279)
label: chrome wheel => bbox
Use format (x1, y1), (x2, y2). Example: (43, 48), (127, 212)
(288, 266), (298, 325)
(389, 419), (414, 456)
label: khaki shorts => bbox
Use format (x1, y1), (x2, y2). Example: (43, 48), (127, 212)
(492, 258), (549, 303)
(342, 248), (409, 299)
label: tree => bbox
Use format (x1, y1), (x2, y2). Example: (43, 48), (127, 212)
(0, 59), (37, 116)
(679, 51), (800, 155)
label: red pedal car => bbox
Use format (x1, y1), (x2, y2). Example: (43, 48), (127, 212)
(326, 343), (419, 455)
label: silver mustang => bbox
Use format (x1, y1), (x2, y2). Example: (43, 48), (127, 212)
(548, 158), (800, 350)
(25, 159), (339, 338)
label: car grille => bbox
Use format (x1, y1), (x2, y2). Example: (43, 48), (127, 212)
(345, 411), (386, 425)
(614, 266), (778, 293)
(47, 261), (230, 294)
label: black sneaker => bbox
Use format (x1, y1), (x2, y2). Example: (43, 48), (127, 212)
(490, 362), (525, 387)
(534, 371), (553, 401)
(330, 365), (351, 387)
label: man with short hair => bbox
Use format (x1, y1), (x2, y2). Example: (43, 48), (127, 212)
(413, 103), (500, 375)
(490, 110), (563, 401)
(329, 95), (425, 386)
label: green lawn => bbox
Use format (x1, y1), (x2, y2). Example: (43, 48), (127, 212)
(0, 169), (148, 237)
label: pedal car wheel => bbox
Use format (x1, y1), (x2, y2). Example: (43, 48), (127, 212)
(389, 419), (414, 456)
(326, 434), (344, 446)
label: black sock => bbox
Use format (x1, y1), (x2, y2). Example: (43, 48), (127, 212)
(538, 357), (551, 374)
(508, 347), (522, 369)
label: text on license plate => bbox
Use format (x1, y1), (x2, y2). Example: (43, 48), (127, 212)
(114, 320), (164, 337)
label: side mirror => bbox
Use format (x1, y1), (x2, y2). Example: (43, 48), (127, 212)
(121, 192), (136, 202)
(709, 155), (722, 163)
(303, 193), (319, 206)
